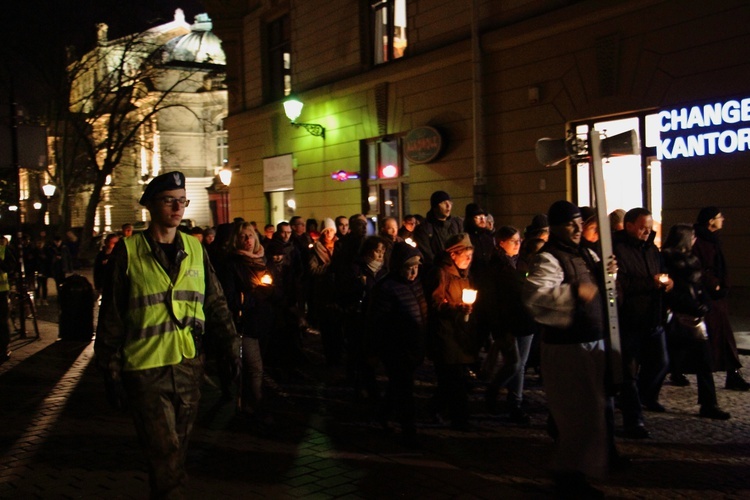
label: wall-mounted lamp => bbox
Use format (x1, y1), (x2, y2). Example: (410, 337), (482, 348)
(283, 96), (325, 138)
(219, 167), (233, 186)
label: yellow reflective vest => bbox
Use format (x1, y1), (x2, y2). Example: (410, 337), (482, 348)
(122, 232), (206, 371)
(0, 245), (9, 293)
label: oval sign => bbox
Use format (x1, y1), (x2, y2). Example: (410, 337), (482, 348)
(404, 126), (442, 164)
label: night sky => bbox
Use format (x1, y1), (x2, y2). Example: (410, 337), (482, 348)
(2, 1), (207, 117)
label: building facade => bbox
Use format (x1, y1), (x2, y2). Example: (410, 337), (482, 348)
(63, 9), (229, 233)
(204, 0), (750, 294)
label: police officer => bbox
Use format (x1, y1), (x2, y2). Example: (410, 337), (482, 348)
(95, 171), (240, 498)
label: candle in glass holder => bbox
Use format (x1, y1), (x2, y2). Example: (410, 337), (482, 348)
(462, 288), (477, 322)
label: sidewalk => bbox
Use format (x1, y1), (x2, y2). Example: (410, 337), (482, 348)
(1, 272), (750, 498)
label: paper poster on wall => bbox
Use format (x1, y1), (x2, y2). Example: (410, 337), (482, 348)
(263, 153), (294, 192)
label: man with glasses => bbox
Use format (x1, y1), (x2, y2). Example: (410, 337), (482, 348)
(95, 171), (240, 498)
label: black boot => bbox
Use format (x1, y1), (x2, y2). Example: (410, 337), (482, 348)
(725, 370), (750, 391)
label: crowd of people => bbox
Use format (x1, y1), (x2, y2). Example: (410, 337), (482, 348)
(87, 170), (746, 499)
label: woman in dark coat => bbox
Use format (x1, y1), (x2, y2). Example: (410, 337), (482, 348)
(367, 242), (427, 443)
(663, 223), (730, 419)
(219, 222), (276, 419)
(484, 226), (533, 423)
(424, 233), (479, 431)
(309, 218), (341, 365)
(692, 207), (749, 390)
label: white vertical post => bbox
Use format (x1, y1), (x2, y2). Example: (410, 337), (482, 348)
(588, 130), (622, 385)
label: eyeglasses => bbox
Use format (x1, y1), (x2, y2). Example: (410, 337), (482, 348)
(156, 196), (190, 207)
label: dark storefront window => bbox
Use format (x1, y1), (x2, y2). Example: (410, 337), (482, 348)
(361, 136), (410, 222)
(267, 15), (291, 101)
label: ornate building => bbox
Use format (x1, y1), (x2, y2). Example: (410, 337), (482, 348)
(63, 9), (229, 234)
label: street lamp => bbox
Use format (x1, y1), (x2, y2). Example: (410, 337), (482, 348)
(42, 182), (56, 227)
(283, 96), (325, 138)
(42, 182), (56, 198)
(219, 167), (232, 186)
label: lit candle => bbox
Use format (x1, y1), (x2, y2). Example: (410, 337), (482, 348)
(462, 288), (477, 322)
(261, 274), (273, 285)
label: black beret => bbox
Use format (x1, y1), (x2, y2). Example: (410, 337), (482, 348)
(548, 200), (581, 226)
(140, 171), (186, 205)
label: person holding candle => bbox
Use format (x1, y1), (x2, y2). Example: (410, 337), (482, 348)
(424, 233), (479, 431)
(219, 221), (278, 424)
(612, 207), (673, 439)
(523, 200), (616, 498)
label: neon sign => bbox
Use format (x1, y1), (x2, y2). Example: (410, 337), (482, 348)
(657, 97), (750, 160)
(331, 170), (360, 182)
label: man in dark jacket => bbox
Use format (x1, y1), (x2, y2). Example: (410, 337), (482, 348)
(613, 207), (673, 439)
(523, 200), (614, 499)
(413, 190), (463, 270)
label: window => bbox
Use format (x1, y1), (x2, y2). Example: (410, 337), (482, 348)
(571, 113), (664, 245)
(267, 15), (291, 101)
(361, 136), (410, 220)
(370, 0), (407, 64)
(215, 118), (228, 171)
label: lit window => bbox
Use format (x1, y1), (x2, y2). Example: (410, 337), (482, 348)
(268, 15), (291, 101)
(371, 0), (407, 64)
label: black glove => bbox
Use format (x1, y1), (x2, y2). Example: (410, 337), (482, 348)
(104, 373), (128, 412)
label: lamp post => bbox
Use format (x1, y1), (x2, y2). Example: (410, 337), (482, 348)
(42, 182), (56, 228)
(283, 96), (325, 138)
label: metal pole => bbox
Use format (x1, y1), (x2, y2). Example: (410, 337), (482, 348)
(588, 130), (622, 385)
(8, 79), (35, 339)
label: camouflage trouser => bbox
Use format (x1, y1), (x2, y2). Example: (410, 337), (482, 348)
(123, 357), (204, 499)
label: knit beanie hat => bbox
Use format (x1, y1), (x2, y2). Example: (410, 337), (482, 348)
(548, 200), (581, 226)
(579, 206), (597, 225)
(697, 206), (721, 225)
(525, 214), (549, 237)
(465, 203), (487, 219)
(430, 190), (451, 208)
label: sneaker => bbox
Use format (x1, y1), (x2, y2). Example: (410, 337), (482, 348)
(725, 370), (750, 391)
(699, 405), (731, 420)
(670, 373), (690, 386)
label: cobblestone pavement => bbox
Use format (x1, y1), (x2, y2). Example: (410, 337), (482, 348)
(1, 281), (749, 498)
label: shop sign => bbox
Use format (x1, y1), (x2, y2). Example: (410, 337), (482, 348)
(263, 153), (294, 192)
(657, 97), (750, 160)
(404, 126), (442, 164)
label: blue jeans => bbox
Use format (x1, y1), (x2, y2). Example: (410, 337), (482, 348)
(507, 335), (534, 406)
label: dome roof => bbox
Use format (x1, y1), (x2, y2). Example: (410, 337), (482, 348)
(165, 14), (225, 65)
